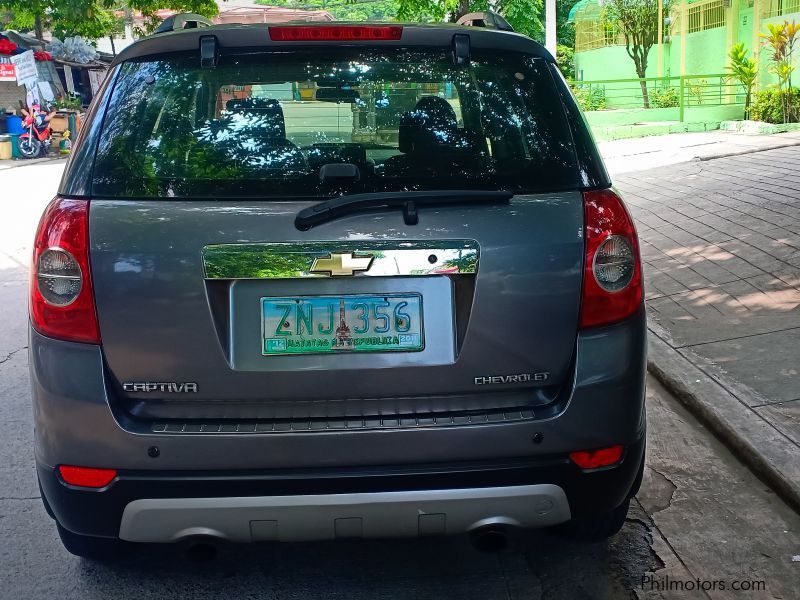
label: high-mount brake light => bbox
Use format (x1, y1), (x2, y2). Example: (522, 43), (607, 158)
(579, 189), (643, 329)
(30, 198), (100, 344)
(269, 25), (403, 42)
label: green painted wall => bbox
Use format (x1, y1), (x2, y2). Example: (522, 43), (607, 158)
(583, 104), (743, 126)
(575, 46), (659, 81)
(575, 27), (727, 82)
(574, 46), (660, 109)
(677, 28), (728, 76)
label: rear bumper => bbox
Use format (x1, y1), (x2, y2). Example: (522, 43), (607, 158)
(118, 485), (571, 543)
(38, 433), (644, 540)
(30, 308), (647, 540)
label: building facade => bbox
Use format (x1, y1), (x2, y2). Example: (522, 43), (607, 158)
(572, 0), (800, 87)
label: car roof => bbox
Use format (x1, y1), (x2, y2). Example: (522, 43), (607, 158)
(111, 21), (553, 66)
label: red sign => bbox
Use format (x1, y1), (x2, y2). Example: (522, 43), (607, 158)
(0, 63), (15, 82)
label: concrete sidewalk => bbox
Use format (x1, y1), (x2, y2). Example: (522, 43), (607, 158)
(601, 130), (800, 174)
(609, 138), (800, 510)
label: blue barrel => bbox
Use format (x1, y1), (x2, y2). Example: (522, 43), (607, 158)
(5, 115), (23, 134)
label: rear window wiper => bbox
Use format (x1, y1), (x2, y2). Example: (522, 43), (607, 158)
(295, 190), (514, 231)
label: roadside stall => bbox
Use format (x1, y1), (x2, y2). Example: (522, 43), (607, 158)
(0, 32), (108, 160)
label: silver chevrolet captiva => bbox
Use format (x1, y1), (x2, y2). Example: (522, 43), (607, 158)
(30, 13), (646, 559)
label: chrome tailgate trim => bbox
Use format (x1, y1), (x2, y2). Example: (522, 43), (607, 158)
(202, 240), (479, 279)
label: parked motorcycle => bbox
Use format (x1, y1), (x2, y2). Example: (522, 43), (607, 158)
(18, 104), (54, 159)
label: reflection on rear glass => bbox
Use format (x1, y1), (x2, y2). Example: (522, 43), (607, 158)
(93, 49), (579, 198)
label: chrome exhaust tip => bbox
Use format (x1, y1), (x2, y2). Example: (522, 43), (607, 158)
(184, 536), (221, 561)
(469, 525), (511, 553)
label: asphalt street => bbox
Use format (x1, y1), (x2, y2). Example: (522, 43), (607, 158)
(0, 160), (798, 599)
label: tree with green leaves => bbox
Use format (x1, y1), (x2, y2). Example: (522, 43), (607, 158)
(396, 0), (544, 40)
(557, 0), (577, 48)
(255, 0), (398, 22)
(0, 0), (218, 41)
(556, 43), (574, 79)
(1, 0), (110, 40)
(603, 0), (672, 108)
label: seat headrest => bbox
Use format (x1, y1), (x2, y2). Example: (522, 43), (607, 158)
(225, 98), (286, 138)
(398, 96), (459, 154)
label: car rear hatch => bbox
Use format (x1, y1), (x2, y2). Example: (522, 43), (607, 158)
(83, 26), (587, 423)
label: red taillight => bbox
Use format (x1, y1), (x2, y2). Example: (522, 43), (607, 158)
(30, 198), (100, 344)
(58, 465), (117, 488)
(569, 445), (625, 469)
(579, 189), (643, 329)
(269, 25), (403, 41)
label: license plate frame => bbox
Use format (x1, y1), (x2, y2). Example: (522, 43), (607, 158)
(260, 293), (425, 356)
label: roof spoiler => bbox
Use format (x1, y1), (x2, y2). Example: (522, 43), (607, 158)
(153, 13), (212, 35)
(455, 11), (514, 32)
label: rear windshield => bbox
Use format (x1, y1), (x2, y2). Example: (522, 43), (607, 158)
(92, 48), (579, 198)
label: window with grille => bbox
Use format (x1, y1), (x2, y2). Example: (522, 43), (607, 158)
(688, 0), (726, 33)
(764, 0), (800, 17)
(575, 19), (623, 51)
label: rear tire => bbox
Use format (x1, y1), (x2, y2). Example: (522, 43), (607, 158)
(56, 522), (129, 561)
(555, 498), (630, 542)
(18, 137), (41, 159)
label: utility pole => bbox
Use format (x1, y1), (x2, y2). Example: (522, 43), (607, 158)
(658, 0), (663, 77)
(546, 0), (557, 56)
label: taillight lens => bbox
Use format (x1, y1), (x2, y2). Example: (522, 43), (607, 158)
(580, 189), (643, 329)
(269, 25), (403, 41)
(58, 465), (117, 488)
(569, 445), (624, 469)
(36, 248), (83, 305)
(30, 198), (100, 344)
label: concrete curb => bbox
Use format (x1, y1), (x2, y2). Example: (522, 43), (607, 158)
(646, 326), (800, 514)
(0, 156), (66, 171)
(695, 140), (800, 162)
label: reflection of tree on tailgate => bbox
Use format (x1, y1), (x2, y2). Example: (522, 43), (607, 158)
(204, 251), (312, 280)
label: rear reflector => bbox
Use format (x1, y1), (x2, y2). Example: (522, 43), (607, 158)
(30, 197), (100, 344)
(569, 445), (625, 469)
(579, 189), (643, 329)
(58, 465), (117, 488)
(269, 25), (403, 41)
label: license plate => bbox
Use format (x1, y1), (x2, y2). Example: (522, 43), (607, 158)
(261, 294), (424, 355)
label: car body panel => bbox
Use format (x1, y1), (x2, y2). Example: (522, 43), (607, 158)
(88, 194), (584, 412)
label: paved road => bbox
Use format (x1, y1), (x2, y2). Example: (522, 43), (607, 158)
(1, 160), (798, 599)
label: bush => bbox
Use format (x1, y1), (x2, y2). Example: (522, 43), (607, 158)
(650, 86), (679, 108)
(572, 85), (607, 111)
(749, 88), (800, 123)
(556, 44), (575, 81)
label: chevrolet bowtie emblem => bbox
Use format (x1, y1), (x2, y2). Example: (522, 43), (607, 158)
(309, 252), (374, 276)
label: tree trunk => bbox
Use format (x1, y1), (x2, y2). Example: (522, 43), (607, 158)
(34, 14), (44, 41)
(456, 0), (471, 20)
(630, 45), (650, 109)
(744, 88), (752, 120)
(781, 86), (788, 124)
(637, 72), (650, 109)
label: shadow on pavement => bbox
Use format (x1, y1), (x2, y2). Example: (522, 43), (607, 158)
(71, 512), (660, 600)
